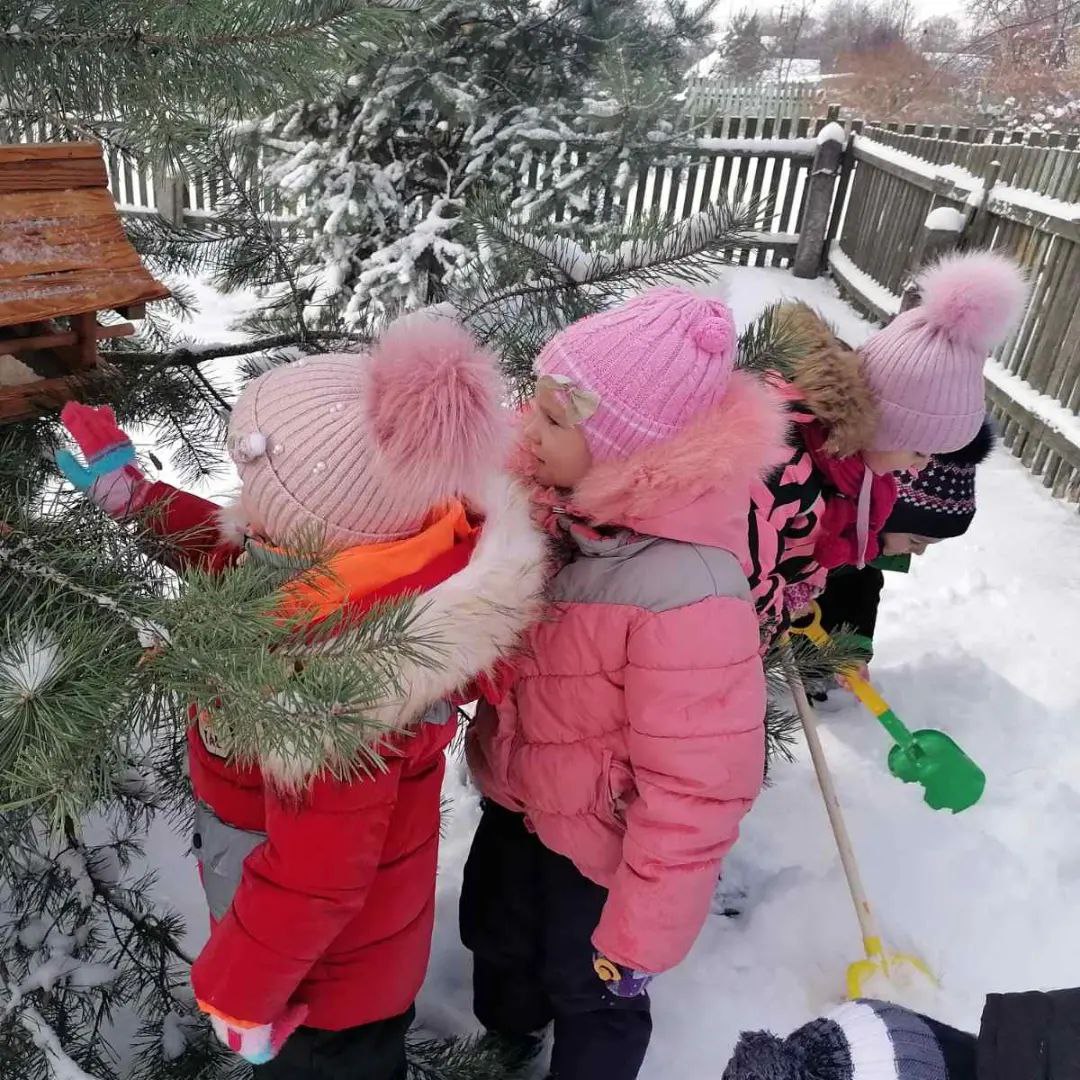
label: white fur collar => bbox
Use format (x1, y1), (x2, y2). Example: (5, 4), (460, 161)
(258, 475), (546, 787)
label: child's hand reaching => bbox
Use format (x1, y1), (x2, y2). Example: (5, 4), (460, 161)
(838, 662), (871, 691)
(56, 402), (152, 519)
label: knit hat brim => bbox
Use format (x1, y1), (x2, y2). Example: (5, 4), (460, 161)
(884, 497), (973, 540)
(870, 399), (985, 455)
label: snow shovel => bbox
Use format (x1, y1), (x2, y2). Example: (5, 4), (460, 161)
(781, 646), (937, 1000)
(790, 605), (986, 814)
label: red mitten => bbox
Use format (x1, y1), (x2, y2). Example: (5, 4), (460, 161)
(56, 402), (152, 518)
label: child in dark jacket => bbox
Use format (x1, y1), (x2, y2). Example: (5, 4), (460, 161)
(817, 419), (996, 656)
(57, 316), (545, 1079)
(748, 252), (1026, 644)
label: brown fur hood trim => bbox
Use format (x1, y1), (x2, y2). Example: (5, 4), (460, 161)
(776, 303), (878, 458)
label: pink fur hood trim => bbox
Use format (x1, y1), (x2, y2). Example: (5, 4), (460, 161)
(572, 370), (790, 558)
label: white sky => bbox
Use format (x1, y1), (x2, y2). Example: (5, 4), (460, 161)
(706, 0), (970, 28)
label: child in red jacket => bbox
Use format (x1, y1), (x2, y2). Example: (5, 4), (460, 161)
(57, 315), (545, 1079)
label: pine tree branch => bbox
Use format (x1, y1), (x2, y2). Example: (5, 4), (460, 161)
(0, 103), (113, 144)
(9, 1003), (106, 1080)
(62, 828), (195, 968)
(104, 331), (369, 368)
(182, 364), (234, 415)
(0, 538), (162, 645)
(5, 9), (396, 51)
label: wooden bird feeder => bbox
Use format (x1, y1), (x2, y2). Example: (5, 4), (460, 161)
(0, 141), (170, 423)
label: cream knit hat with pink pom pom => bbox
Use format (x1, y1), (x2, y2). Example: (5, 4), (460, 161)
(225, 313), (506, 551)
(535, 286), (738, 462)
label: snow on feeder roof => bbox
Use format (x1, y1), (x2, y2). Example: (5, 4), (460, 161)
(0, 141), (170, 423)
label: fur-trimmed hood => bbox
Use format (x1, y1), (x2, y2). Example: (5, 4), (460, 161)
(258, 476), (547, 788)
(570, 370), (789, 561)
(774, 303), (878, 457)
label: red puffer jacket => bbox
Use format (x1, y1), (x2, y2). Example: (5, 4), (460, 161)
(138, 478), (544, 1030)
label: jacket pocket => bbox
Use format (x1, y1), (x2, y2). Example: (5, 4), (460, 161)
(597, 751), (634, 828)
(192, 802), (266, 921)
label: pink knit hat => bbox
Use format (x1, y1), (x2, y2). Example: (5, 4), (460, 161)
(535, 286), (738, 461)
(226, 313), (505, 551)
(861, 251), (1027, 453)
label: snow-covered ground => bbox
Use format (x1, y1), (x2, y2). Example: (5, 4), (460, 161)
(152, 268), (1080, 1073)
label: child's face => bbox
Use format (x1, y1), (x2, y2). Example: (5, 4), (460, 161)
(881, 531), (940, 556)
(863, 449), (932, 475)
(523, 381), (593, 489)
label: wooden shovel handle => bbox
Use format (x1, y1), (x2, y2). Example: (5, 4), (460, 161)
(781, 645), (886, 962)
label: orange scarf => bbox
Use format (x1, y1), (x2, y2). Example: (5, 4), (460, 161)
(272, 501), (477, 622)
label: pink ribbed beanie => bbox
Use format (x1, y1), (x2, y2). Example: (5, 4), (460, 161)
(226, 314), (505, 551)
(861, 251), (1027, 453)
(536, 286), (738, 461)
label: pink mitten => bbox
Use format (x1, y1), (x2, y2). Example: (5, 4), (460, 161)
(782, 580), (819, 616)
(198, 1000), (308, 1065)
(56, 402), (152, 518)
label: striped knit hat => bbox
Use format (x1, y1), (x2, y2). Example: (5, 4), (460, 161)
(535, 286), (738, 462)
(722, 1000), (977, 1080)
(225, 313), (505, 552)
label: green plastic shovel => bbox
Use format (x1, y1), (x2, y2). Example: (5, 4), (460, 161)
(792, 604), (986, 813)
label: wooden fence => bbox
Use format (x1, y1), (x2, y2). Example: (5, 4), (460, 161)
(5, 103), (1078, 506)
(0, 121), (841, 269)
(516, 112), (849, 269)
(828, 128), (1080, 506)
(683, 77), (823, 120)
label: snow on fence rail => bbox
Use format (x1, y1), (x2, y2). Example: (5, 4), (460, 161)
(828, 129), (1080, 507)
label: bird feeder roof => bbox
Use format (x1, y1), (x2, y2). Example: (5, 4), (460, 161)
(0, 142), (170, 328)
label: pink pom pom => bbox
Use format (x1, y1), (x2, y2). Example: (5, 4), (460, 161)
(916, 251), (1028, 353)
(365, 313), (507, 506)
(692, 312), (736, 361)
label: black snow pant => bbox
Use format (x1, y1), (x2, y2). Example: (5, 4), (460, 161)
(253, 1006), (413, 1080)
(817, 564), (886, 649)
(459, 800), (652, 1080)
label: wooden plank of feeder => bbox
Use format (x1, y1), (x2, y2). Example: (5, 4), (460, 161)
(71, 312), (99, 369)
(0, 143), (104, 164)
(0, 190), (143, 281)
(0, 142), (109, 193)
(0, 374), (96, 424)
(0, 268), (170, 328)
(0, 321), (134, 354)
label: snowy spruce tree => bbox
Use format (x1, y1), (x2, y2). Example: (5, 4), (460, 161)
(234, 0), (722, 334)
(719, 10), (770, 80)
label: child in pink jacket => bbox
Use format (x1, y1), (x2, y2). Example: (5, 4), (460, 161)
(462, 288), (790, 1080)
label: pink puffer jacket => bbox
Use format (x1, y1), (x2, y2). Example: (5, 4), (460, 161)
(467, 372), (790, 975)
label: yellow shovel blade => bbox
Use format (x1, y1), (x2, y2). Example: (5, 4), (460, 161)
(846, 936), (937, 1000)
